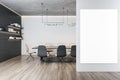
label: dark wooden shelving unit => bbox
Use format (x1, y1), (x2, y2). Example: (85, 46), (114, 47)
(0, 4), (22, 62)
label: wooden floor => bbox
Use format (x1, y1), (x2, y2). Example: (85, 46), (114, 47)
(0, 56), (120, 80)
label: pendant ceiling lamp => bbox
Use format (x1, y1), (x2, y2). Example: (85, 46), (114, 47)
(40, 2), (71, 26)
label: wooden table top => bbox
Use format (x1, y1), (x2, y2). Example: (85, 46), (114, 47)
(32, 46), (71, 49)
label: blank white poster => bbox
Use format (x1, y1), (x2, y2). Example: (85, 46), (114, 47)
(80, 9), (118, 63)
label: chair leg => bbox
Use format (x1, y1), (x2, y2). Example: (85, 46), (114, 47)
(58, 57), (63, 62)
(61, 57), (64, 62)
(40, 57), (43, 61)
(58, 57), (62, 62)
(30, 53), (34, 60)
(26, 55), (30, 60)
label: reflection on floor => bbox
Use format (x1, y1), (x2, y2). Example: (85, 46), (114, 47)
(0, 56), (120, 80)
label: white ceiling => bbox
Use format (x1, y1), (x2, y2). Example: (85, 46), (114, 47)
(0, 0), (76, 16)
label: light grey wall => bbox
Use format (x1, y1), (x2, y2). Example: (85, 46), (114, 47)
(22, 16), (76, 55)
(77, 0), (120, 71)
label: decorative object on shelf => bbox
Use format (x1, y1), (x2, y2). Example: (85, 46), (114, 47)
(16, 37), (22, 40)
(10, 23), (21, 28)
(8, 28), (17, 33)
(8, 36), (22, 41)
(0, 27), (6, 31)
(8, 36), (21, 41)
(9, 36), (15, 39)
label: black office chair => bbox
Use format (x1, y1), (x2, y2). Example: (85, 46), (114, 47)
(71, 45), (76, 57)
(38, 45), (47, 61)
(57, 45), (66, 61)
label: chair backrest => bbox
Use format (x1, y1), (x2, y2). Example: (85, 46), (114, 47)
(38, 45), (47, 57)
(57, 45), (66, 57)
(71, 45), (76, 57)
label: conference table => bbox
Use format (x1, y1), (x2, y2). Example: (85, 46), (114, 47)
(32, 46), (71, 49)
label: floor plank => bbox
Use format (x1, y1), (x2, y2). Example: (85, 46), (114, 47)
(0, 56), (120, 80)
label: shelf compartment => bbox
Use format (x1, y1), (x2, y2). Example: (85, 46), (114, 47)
(0, 31), (20, 36)
(8, 25), (23, 30)
(8, 39), (21, 41)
